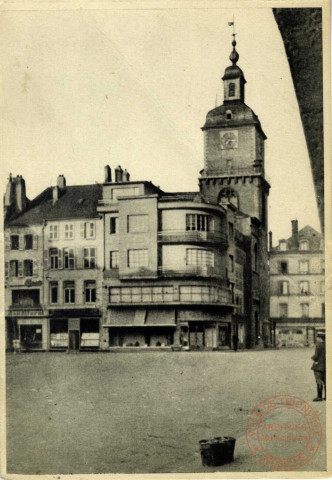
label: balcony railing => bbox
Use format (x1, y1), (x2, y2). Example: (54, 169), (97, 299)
(158, 265), (223, 278)
(158, 230), (228, 245)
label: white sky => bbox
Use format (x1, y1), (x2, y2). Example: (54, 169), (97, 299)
(0, 6), (321, 242)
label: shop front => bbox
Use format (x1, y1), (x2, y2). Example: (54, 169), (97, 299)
(105, 307), (176, 349)
(178, 308), (232, 350)
(49, 309), (101, 351)
(17, 316), (48, 351)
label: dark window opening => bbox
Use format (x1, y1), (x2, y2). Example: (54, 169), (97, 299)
(11, 235), (19, 250)
(110, 217), (119, 234)
(24, 235), (33, 249)
(50, 282), (58, 304)
(280, 261), (288, 274)
(10, 260), (19, 277)
(12, 289), (40, 307)
(23, 259), (33, 277)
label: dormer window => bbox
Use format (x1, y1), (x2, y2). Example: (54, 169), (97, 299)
(226, 110), (232, 120)
(229, 83), (235, 97)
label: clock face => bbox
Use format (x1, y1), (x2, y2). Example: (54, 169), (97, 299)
(220, 131), (238, 150)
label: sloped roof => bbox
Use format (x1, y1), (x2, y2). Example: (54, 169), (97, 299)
(202, 100), (267, 139)
(7, 184), (102, 226)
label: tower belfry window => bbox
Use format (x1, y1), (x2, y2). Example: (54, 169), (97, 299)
(229, 83), (235, 97)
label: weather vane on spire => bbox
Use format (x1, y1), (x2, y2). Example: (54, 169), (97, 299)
(228, 15), (236, 39)
(228, 16), (239, 65)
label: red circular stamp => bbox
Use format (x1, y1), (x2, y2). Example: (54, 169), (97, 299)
(245, 395), (322, 471)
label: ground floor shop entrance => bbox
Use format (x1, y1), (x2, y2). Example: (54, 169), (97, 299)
(187, 322), (231, 350)
(109, 327), (174, 348)
(20, 324), (43, 350)
(49, 311), (101, 351)
(275, 323), (325, 347)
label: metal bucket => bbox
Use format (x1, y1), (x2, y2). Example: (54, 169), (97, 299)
(199, 436), (236, 466)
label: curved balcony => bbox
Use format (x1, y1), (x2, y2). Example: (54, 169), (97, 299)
(158, 265), (224, 278)
(158, 230), (228, 246)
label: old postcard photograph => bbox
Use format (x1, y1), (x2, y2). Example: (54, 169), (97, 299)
(0, 0), (330, 477)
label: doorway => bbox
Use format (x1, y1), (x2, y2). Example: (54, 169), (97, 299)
(69, 330), (79, 350)
(189, 325), (205, 350)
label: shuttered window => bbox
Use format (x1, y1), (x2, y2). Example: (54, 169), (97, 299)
(64, 248), (75, 269)
(84, 247), (96, 269)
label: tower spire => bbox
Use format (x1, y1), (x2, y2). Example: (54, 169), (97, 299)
(228, 17), (239, 65)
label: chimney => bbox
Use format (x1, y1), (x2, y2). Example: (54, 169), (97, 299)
(104, 165), (112, 183)
(57, 175), (66, 190)
(4, 173), (15, 208)
(52, 186), (59, 205)
(123, 169), (130, 182)
(115, 165), (123, 183)
(269, 231), (273, 250)
(291, 219), (298, 237)
(291, 219), (299, 248)
(14, 175), (28, 212)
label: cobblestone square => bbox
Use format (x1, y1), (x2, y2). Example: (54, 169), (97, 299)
(6, 349), (326, 474)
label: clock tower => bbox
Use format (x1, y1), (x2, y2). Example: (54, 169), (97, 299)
(199, 36), (270, 226)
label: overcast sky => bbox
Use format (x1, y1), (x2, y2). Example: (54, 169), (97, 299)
(0, 6), (321, 242)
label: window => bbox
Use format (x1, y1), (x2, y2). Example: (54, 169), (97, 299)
(226, 110), (232, 120)
(279, 261), (288, 274)
(279, 241), (286, 251)
(321, 259), (325, 273)
(279, 281), (289, 295)
(64, 224), (74, 239)
(186, 248), (214, 267)
(229, 254), (234, 273)
(299, 281), (309, 295)
(23, 260), (33, 277)
(110, 217), (119, 234)
(229, 82), (235, 97)
(128, 214), (148, 233)
(64, 282), (75, 304)
(299, 260), (309, 274)
(110, 251), (119, 269)
(24, 234), (33, 249)
(322, 303), (325, 316)
(179, 286), (231, 304)
(320, 281), (325, 294)
(186, 214), (214, 232)
(10, 260), (18, 277)
(10, 235), (19, 250)
(49, 225), (58, 240)
(300, 303), (309, 317)
(50, 282), (58, 304)
(84, 247), (96, 269)
(50, 248), (59, 269)
(84, 222), (95, 239)
(109, 286), (173, 303)
(85, 281), (96, 303)
(279, 303), (288, 317)
(128, 249), (148, 268)
(12, 289), (40, 307)
(64, 248), (75, 269)
(299, 240), (309, 251)
(228, 222), (234, 238)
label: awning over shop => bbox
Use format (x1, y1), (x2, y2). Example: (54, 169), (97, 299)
(105, 308), (175, 327)
(145, 308), (175, 326)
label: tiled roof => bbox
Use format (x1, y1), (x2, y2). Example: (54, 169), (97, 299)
(7, 184), (102, 226)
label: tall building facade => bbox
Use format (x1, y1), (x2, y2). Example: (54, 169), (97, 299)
(4, 38), (271, 351)
(269, 220), (325, 347)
